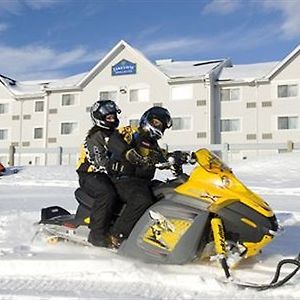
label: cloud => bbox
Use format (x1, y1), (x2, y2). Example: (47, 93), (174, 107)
(136, 26), (163, 40)
(0, 0), (61, 14)
(139, 20), (282, 60)
(0, 44), (103, 80)
(0, 23), (9, 33)
(24, 0), (62, 10)
(141, 37), (216, 57)
(262, 0), (300, 39)
(0, 0), (23, 15)
(202, 0), (241, 15)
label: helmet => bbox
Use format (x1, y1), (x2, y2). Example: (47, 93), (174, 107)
(90, 100), (121, 130)
(139, 106), (172, 140)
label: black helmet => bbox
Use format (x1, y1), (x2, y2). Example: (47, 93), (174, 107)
(139, 106), (172, 140)
(90, 100), (121, 130)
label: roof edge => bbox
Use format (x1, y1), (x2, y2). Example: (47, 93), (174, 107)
(265, 44), (300, 79)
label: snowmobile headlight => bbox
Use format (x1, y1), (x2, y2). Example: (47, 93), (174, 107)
(221, 176), (231, 188)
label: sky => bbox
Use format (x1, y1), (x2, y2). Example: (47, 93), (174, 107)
(0, 0), (300, 80)
(0, 151), (300, 298)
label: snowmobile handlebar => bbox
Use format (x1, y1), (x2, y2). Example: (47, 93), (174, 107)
(155, 151), (196, 170)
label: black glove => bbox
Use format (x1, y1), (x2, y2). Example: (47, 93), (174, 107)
(168, 151), (189, 166)
(125, 148), (152, 167)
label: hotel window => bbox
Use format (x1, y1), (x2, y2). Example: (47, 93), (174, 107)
(129, 88), (149, 102)
(277, 84), (298, 98)
(0, 129), (8, 140)
(220, 88), (240, 101)
(61, 122), (78, 135)
(99, 91), (117, 101)
(221, 119), (240, 132)
(172, 117), (191, 130)
(277, 116), (298, 130)
(35, 101), (44, 112)
(62, 94), (77, 106)
(0, 103), (8, 114)
(34, 127), (43, 139)
(171, 84), (193, 101)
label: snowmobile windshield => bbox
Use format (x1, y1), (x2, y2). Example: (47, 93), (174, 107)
(194, 149), (231, 174)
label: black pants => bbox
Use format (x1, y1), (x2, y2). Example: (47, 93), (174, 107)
(111, 177), (154, 237)
(78, 172), (118, 237)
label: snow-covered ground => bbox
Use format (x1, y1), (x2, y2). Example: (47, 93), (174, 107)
(0, 152), (300, 299)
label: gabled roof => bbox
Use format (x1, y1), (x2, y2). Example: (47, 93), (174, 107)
(46, 72), (87, 91)
(156, 59), (225, 79)
(3, 41), (299, 97)
(265, 44), (300, 79)
(76, 40), (227, 86)
(219, 61), (279, 82)
(77, 40), (169, 87)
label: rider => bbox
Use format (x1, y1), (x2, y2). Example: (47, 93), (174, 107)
(76, 99), (121, 247)
(106, 106), (174, 248)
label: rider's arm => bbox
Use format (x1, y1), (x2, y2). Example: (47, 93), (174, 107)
(107, 131), (131, 160)
(84, 131), (109, 171)
(107, 129), (150, 166)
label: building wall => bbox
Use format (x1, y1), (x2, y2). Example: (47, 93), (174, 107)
(0, 44), (299, 165)
(0, 86), (15, 163)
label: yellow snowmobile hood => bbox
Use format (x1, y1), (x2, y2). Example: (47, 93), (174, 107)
(175, 149), (274, 218)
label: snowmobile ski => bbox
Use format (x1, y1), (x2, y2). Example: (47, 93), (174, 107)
(225, 251), (300, 291)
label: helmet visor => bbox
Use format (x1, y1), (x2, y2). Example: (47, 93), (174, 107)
(98, 102), (121, 115)
(150, 118), (164, 131)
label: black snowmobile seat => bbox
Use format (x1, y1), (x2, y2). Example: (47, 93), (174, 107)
(40, 206), (72, 224)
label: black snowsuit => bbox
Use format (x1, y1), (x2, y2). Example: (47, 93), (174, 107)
(76, 126), (119, 239)
(106, 126), (167, 237)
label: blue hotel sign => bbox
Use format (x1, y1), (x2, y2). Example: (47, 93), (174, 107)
(112, 59), (136, 76)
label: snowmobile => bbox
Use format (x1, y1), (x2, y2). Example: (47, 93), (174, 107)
(35, 148), (300, 289)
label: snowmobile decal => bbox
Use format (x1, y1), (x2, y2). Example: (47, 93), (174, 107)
(143, 211), (191, 251)
(211, 217), (227, 256)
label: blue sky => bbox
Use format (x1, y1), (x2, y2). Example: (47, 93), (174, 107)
(0, 0), (299, 80)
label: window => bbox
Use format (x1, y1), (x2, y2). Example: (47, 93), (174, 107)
(0, 103), (8, 114)
(35, 101), (44, 112)
(171, 85), (193, 100)
(277, 116), (298, 130)
(62, 94), (76, 106)
(34, 128), (43, 139)
(220, 88), (240, 101)
(129, 119), (139, 127)
(61, 122), (78, 135)
(221, 119), (240, 132)
(0, 129), (8, 140)
(172, 117), (191, 130)
(262, 101), (272, 107)
(197, 100), (206, 106)
(197, 132), (207, 138)
(246, 102), (256, 108)
(129, 88), (149, 102)
(49, 108), (58, 114)
(99, 91), (117, 101)
(277, 84), (298, 98)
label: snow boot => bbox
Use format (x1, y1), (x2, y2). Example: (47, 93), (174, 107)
(88, 231), (108, 247)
